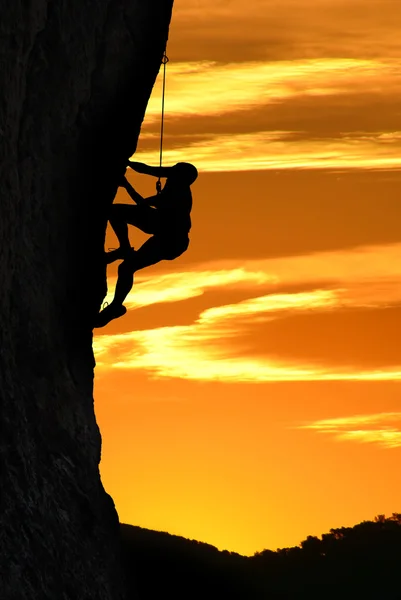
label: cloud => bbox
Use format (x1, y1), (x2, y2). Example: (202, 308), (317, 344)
(170, 1), (401, 62)
(94, 325), (318, 381)
(104, 242), (401, 310)
(94, 320), (401, 382)
(143, 59), (401, 125)
(102, 267), (277, 309)
(135, 58), (401, 172)
(299, 412), (401, 448)
(197, 290), (337, 324)
(136, 130), (401, 173)
(94, 242), (401, 381)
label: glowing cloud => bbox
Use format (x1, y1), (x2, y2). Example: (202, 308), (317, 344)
(300, 412), (401, 448)
(143, 59), (401, 124)
(134, 57), (401, 172)
(198, 290), (338, 324)
(94, 242), (401, 382)
(135, 130), (401, 172)
(102, 268), (277, 309)
(95, 326), (319, 381)
(102, 242), (401, 310)
(94, 288), (401, 383)
(94, 319), (401, 382)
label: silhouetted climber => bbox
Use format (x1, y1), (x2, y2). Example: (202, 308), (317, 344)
(94, 160), (198, 328)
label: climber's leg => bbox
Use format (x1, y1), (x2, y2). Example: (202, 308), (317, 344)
(106, 204), (157, 264)
(94, 237), (165, 328)
(112, 235), (190, 306)
(113, 236), (166, 304)
(94, 235), (190, 328)
(113, 259), (135, 306)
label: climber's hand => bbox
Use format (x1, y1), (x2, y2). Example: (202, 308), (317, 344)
(127, 160), (145, 173)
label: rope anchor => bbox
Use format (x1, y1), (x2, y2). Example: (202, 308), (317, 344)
(156, 50), (169, 194)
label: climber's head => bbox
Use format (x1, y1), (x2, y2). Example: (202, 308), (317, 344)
(170, 162), (198, 186)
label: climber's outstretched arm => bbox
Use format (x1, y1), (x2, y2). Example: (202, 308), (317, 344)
(120, 176), (144, 205)
(120, 176), (159, 208)
(127, 160), (174, 178)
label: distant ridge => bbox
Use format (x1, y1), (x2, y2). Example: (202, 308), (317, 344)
(121, 514), (401, 599)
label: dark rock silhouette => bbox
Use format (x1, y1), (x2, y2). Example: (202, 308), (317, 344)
(0, 2), (172, 598)
(120, 514), (401, 599)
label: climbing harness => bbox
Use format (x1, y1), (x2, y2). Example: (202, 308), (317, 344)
(156, 50), (169, 195)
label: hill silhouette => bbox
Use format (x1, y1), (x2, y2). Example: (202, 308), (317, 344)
(121, 513), (401, 599)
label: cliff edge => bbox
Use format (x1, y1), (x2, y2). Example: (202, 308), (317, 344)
(0, 2), (173, 598)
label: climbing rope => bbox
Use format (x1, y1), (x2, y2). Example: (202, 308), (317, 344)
(156, 50), (169, 194)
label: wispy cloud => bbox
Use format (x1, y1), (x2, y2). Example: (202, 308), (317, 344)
(300, 412), (401, 448)
(143, 59), (401, 125)
(135, 58), (401, 172)
(94, 245), (401, 381)
(171, 1), (401, 62)
(102, 267), (276, 309)
(94, 326), (320, 381)
(103, 242), (401, 309)
(136, 130), (401, 172)
(94, 320), (401, 381)
(198, 290), (337, 323)
(94, 242), (401, 381)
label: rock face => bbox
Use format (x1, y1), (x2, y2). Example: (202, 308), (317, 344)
(0, 2), (173, 598)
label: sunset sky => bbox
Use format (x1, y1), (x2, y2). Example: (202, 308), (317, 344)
(94, 0), (401, 556)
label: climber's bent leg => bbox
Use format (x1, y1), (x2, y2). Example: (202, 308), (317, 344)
(112, 234), (189, 304)
(93, 259), (134, 328)
(113, 259), (135, 306)
(94, 238), (164, 328)
(94, 235), (190, 328)
(112, 236), (168, 305)
(110, 204), (157, 237)
(106, 204), (158, 264)
(109, 205), (131, 251)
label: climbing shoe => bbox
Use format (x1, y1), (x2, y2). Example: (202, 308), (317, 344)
(105, 247), (133, 264)
(93, 303), (127, 328)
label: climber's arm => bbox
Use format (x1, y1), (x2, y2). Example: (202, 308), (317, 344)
(120, 177), (160, 208)
(120, 177), (145, 205)
(127, 161), (175, 178)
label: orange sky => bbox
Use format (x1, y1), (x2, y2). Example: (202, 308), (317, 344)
(94, 0), (401, 555)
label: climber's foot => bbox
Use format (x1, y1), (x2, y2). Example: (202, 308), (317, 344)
(93, 303), (127, 328)
(105, 246), (132, 264)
